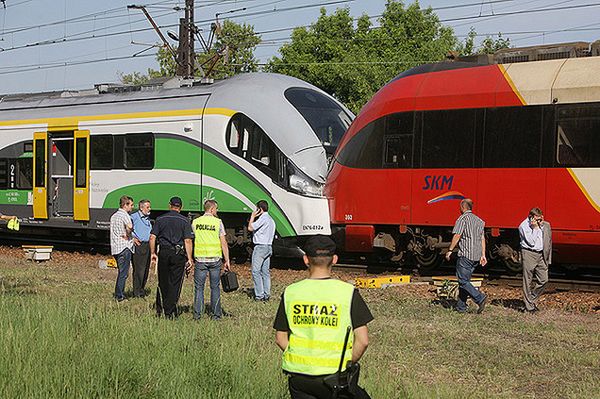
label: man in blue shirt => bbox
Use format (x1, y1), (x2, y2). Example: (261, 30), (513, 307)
(131, 199), (152, 298)
(248, 200), (276, 301)
(518, 207), (552, 313)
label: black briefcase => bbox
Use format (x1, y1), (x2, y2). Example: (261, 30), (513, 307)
(220, 271), (239, 293)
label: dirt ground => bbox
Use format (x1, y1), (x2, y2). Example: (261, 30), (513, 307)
(3, 245), (599, 314)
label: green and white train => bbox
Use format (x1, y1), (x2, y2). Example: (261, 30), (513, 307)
(0, 73), (352, 253)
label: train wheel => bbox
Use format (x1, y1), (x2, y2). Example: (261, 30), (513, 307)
(503, 257), (523, 274)
(415, 250), (442, 272)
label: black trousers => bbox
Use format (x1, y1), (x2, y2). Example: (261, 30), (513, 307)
(155, 247), (186, 318)
(132, 242), (151, 297)
(288, 373), (370, 399)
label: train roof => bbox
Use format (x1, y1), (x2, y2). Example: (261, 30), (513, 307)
(0, 73), (314, 111)
(337, 55), (600, 152)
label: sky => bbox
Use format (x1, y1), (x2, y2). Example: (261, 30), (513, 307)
(0, 0), (599, 94)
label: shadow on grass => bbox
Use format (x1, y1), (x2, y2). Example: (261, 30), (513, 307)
(491, 298), (526, 311)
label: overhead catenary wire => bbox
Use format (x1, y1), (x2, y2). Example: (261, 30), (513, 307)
(1, 0), (599, 76)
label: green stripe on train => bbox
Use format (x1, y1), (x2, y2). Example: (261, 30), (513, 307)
(0, 190), (30, 205)
(103, 138), (296, 236)
(104, 183), (248, 214)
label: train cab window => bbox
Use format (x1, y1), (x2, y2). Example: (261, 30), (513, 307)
(90, 135), (114, 170)
(483, 106), (542, 168)
(336, 118), (385, 169)
(556, 105), (600, 167)
(123, 133), (154, 170)
(226, 113), (282, 181)
(285, 88), (352, 155)
(421, 109), (477, 168)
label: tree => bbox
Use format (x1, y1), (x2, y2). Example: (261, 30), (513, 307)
(119, 20), (260, 83)
(457, 27), (510, 56)
(266, 1), (457, 113)
(478, 33), (510, 54)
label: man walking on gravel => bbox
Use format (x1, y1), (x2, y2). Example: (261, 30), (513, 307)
(110, 195), (134, 302)
(445, 198), (488, 314)
(518, 207), (552, 313)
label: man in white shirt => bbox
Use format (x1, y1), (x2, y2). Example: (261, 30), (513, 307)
(518, 207), (552, 313)
(248, 200), (276, 301)
(110, 195), (134, 302)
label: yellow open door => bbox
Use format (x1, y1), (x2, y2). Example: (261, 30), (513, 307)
(33, 132), (48, 219)
(73, 130), (90, 221)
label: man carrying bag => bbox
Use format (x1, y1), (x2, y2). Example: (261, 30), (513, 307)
(273, 235), (373, 399)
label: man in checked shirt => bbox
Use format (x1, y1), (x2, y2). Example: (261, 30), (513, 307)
(445, 198), (488, 314)
(110, 195), (134, 302)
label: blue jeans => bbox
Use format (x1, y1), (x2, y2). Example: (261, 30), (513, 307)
(252, 244), (272, 299)
(456, 256), (485, 312)
(194, 260), (222, 319)
(114, 248), (132, 300)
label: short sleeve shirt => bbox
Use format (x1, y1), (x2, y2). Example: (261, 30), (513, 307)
(151, 210), (194, 247)
(273, 282), (374, 331)
(452, 211), (485, 261)
(110, 209), (133, 255)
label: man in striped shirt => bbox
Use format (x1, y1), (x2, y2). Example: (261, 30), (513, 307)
(445, 198), (488, 314)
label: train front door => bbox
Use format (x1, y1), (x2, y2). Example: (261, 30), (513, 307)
(32, 130), (90, 221)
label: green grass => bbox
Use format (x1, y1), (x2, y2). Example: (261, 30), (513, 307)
(0, 259), (599, 398)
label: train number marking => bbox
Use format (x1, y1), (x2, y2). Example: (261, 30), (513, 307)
(344, 214), (353, 221)
(423, 175), (453, 191)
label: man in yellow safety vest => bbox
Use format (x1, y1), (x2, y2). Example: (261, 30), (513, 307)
(191, 199), (230, 320)
(273, 235), (373, 398)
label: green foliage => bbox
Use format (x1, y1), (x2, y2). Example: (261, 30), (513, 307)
(266, 1), (457, 113)
(456, 28), (510, 55)
(478, 33), (510, 54)
(119, 20), (260, 84)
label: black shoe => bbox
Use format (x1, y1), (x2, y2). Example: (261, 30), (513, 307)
(477, 295), (488, 314)
(262, 296), (270, 302)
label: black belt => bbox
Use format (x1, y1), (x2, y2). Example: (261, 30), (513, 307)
(522, 248), (543, 254)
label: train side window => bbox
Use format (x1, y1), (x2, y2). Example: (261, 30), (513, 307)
(336, 118), (385, 169)
(16, 158), (33, 189)
(556, 119), (600, 166)
(90, 135), (114, 170)
(384, 112), (414, 168)
(421, 109), (476, 168)
(124, 133), (154, 170)
(34, 139), (46, 187)
(0, 159), (8, 189)
(484, 106), (542, 168)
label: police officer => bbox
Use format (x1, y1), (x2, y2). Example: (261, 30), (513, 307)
(273, 236), (373, 399)
(149, 196), (194, 318)
(191, 199), (231, 320)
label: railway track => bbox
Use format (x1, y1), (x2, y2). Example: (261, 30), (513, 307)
(2, 233), (600, 292)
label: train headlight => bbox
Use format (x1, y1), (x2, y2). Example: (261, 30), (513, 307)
(287, 161), (324, 198)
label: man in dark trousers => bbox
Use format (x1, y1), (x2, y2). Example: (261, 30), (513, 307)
(131, 199), (152, 298)
(274, 235), (373, 399)
(445, 198), (488, 314)
(518, 207), (552, 313)
(149, 197), (194, 318)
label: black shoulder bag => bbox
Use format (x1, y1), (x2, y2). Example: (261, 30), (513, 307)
(323, 326), (371, 399)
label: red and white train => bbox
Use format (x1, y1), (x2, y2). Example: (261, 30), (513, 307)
(326, 51), (600, 271)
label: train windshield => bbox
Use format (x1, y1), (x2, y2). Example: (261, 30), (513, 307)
(285, 88), (352, 156)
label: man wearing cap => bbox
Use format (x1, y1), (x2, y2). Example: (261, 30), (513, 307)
(273, 235), (373, 399)
(149, 197), (194, 318)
